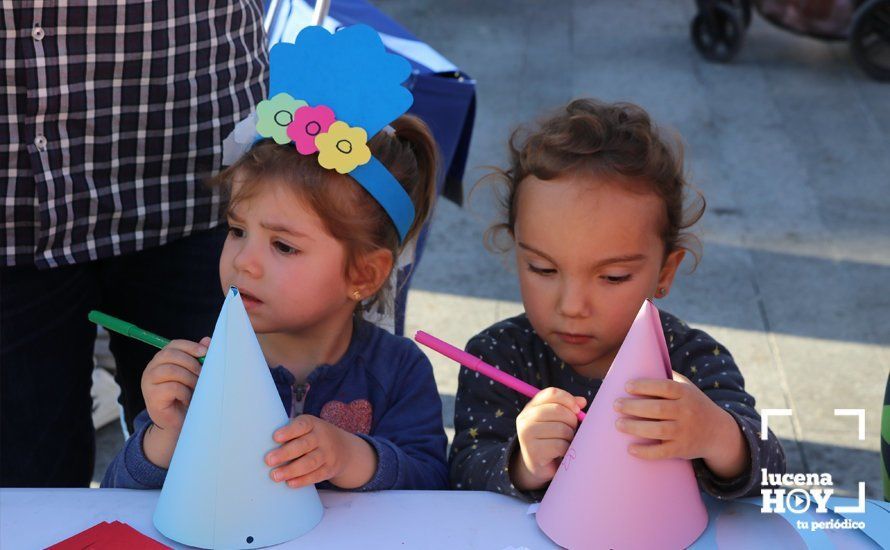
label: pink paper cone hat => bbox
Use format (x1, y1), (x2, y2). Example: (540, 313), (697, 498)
(536, 300), (708, 549)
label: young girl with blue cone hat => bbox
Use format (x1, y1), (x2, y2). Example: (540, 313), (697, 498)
(104, 24), (447, 493)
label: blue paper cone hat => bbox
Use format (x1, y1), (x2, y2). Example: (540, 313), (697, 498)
(154, 288), (323, 549)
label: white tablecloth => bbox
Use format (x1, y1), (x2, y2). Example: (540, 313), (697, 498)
(3, 488), (886, 549)
(0, 488), (553, 549)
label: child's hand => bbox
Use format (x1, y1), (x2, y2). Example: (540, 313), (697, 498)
(141, 337), (209, 433)
(613, 371), (749, 479)
(265, 415), (377, 490)
(511, 388), (587, 491)
(141, 337), (209, 468)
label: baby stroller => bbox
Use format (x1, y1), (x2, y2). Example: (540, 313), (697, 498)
(690, 0), (890, 80)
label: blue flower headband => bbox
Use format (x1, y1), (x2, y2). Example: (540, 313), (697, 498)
(226, 25), (416, 243)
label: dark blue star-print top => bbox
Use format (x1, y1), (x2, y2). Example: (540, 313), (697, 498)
(448, 310), (786, 502)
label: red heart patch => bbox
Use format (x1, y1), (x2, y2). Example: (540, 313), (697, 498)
(320, 399), (373, 434)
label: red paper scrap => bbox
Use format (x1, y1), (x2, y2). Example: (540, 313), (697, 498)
(47, 521), (170, 549)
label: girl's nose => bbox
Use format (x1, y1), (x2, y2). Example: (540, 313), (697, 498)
(232, 241), (263, 278)
(557, 279), (591, 318)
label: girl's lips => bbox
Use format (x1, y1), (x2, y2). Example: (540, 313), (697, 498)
(239, 291), (263, 309)
(555, 332), (593, 345)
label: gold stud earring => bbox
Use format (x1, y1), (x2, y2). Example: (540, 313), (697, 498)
(352, 289), (362, 301)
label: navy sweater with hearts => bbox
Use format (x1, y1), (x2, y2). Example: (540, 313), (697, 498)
(102, 318), (448, 491)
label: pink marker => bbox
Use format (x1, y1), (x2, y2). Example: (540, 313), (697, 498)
(414, 330), (586, 421)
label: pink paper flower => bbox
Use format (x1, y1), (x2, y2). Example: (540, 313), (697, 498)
(287, 105), (336, 154)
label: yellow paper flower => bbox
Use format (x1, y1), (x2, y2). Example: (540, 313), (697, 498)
(315, 121), (371, 174)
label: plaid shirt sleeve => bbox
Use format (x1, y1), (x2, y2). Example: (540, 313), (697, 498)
(1, 2), (268, 268)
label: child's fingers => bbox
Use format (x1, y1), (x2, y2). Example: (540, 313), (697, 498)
(266, 432), (318, 467)
(529, 387), (583, 415)
(286, 464), (331, 489)
(153, 381), (193, 409)
(149, 363), (199, 390)
(541, 440), (571, 465)
(528, 402), (580, 428)
(273, 414), (316, 443)
(165, 339), (209, 360)
(671, 371), (693, 385)
(615, 418), (678, 441)
(574, 396), (587, 410)
(199, 336), (212, 348)
(525, 420), (577, 443)
(152, 348), (203, 378)
(525, 439), (570, 470)
(613, 397), (677, 420)
(553, 439), (571, 459)
(627, 441), (678, 461)
(271, 449), (326, 484)
(624, 378), (683, 399)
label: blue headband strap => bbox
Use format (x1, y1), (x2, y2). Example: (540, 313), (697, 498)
(350, 156), (414, 243)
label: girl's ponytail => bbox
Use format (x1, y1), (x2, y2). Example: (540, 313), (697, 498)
(369, 114), (439, 250)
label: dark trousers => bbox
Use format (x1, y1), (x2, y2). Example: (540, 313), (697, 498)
(1, 226), (227, 487)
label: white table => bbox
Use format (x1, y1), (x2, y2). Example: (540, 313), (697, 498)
(0, 489), (553, 549)
(3, 489), (887, 549)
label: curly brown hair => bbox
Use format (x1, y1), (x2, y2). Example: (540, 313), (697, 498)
(484, 98), (705, 268)
(210, 114), (438, 315)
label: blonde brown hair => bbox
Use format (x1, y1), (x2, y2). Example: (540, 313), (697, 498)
(485, 98), (705, 267)
(211, 114), (438, 314)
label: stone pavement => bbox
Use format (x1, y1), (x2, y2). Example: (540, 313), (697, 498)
(94, 1), (889, 498)
(391, 0), (889, 498)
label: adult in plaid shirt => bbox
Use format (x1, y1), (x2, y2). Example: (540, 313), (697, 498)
(1, 2), (268, 487)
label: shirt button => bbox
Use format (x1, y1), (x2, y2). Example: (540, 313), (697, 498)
(34, 135), (47, 151)
(32, 25), (45, 41)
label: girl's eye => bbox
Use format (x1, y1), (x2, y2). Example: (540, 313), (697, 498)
(228, 227), (244, 238)
(273, 241), (298, 255)
(527, 263), (556, 276)
(603, 274), (631, 284)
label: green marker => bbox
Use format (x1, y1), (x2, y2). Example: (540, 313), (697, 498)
(88, 310), (205, 364)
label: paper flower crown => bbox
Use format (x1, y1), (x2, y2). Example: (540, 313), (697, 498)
(229, 25), (416, 243)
